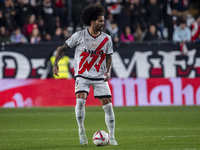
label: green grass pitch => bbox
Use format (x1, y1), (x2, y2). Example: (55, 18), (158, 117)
(0, 106), (200, 150)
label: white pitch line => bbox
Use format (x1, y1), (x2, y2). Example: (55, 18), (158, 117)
(0, 129), (77, 132)
(164, 135), (193, 138)
(1, 128), (200, 132)
(0, 137), (78, 141)
(157, 135), (199, 138)
(115, 128), (200, 130)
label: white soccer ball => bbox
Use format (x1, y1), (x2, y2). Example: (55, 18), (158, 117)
(93, 130), (109, 146)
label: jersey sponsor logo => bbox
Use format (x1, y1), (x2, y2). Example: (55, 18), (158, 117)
(78, 37), (108, 74)
(84, 49), (104, 55)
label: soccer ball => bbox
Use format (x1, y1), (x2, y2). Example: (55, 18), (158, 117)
(93, 130), (109, 146)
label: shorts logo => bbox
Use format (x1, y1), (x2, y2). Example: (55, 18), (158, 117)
(75, 80), (79, 89)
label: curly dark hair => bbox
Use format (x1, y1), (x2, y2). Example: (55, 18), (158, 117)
(80, 4), (106, 26)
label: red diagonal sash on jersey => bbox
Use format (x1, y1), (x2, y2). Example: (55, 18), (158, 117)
(78, 37), (109, 74)
(95, 37), (109, 51)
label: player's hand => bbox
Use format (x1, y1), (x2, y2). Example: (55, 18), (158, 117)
(103, 72), (110, 82)
(53, 64), (59, 77)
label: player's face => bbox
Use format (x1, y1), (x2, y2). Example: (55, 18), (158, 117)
(93, 16), (105, 31)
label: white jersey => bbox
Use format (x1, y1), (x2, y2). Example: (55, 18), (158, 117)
(65, 29), (113, 80)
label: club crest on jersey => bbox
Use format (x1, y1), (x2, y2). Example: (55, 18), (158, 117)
(92, 43), (97, 49)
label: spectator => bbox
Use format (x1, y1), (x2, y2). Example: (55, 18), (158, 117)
(120, 25), (134, 43)
(10, 27), (28, 44)
(145, 0), (162, 29)
(186, 13), (194, 27)
(40, 0), (56, 36)
(44, 33), (52, 42)
(72, 0), (84, 33)
(171, 0), (190, 20)
(130, 0), (146, 41)
(191, 13), (200, 42)
(66, 26), (74, 36)
(37, 16), (46, 40)
(52, 26), (63, 41)
(104, 13), (114, 31)
(2, 0), (16, 32)
(29, 0), (41, 17)
(173, 19), (191, 42)
(55, 0), (67, 26)
(162, 0), (175, 40)
(23, 14), (38, 39)
(0, 0), (198, 44)
(144, 24), (159, 41)
(106, 21), (120, 45)
(118, 3), (131, 33)
(15, 0), (32, 27)
(162, 0), (170, 22)
(62, 27), (70, 39)
(65, 0), (72, 26)
(106, 0), (122, 23)
(30, 28), (41, 44)
(0, 10), (6, 27)
(0, 26), (10, 44)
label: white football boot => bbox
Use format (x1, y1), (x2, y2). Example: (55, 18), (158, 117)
(79, 132), (88, 145)
(109, 138), (118, 145)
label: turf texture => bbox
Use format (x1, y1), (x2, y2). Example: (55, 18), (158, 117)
(0, 106), (200, 150)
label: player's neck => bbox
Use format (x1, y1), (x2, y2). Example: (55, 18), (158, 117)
(88, 27), (100, 37)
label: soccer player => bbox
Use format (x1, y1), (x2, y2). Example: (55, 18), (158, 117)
(53, 4), (118, 146)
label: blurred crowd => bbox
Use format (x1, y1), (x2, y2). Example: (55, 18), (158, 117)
(0, 0), (200, 45)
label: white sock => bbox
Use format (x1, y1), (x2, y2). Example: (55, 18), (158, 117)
(75, 98), (86, 133)
(103, 103), (115, 139)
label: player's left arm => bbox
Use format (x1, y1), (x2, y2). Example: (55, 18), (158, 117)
(104, 54), (112, 82)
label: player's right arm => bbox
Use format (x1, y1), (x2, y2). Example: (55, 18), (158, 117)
(53, 44), (69, 77)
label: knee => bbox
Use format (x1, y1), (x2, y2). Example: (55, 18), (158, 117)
(76, 92), (87, 100)
(99, 98), (112, 106)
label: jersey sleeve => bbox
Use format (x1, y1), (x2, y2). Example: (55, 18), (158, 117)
(65, 32), (79, 48)
(106, 36), (113, 55)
